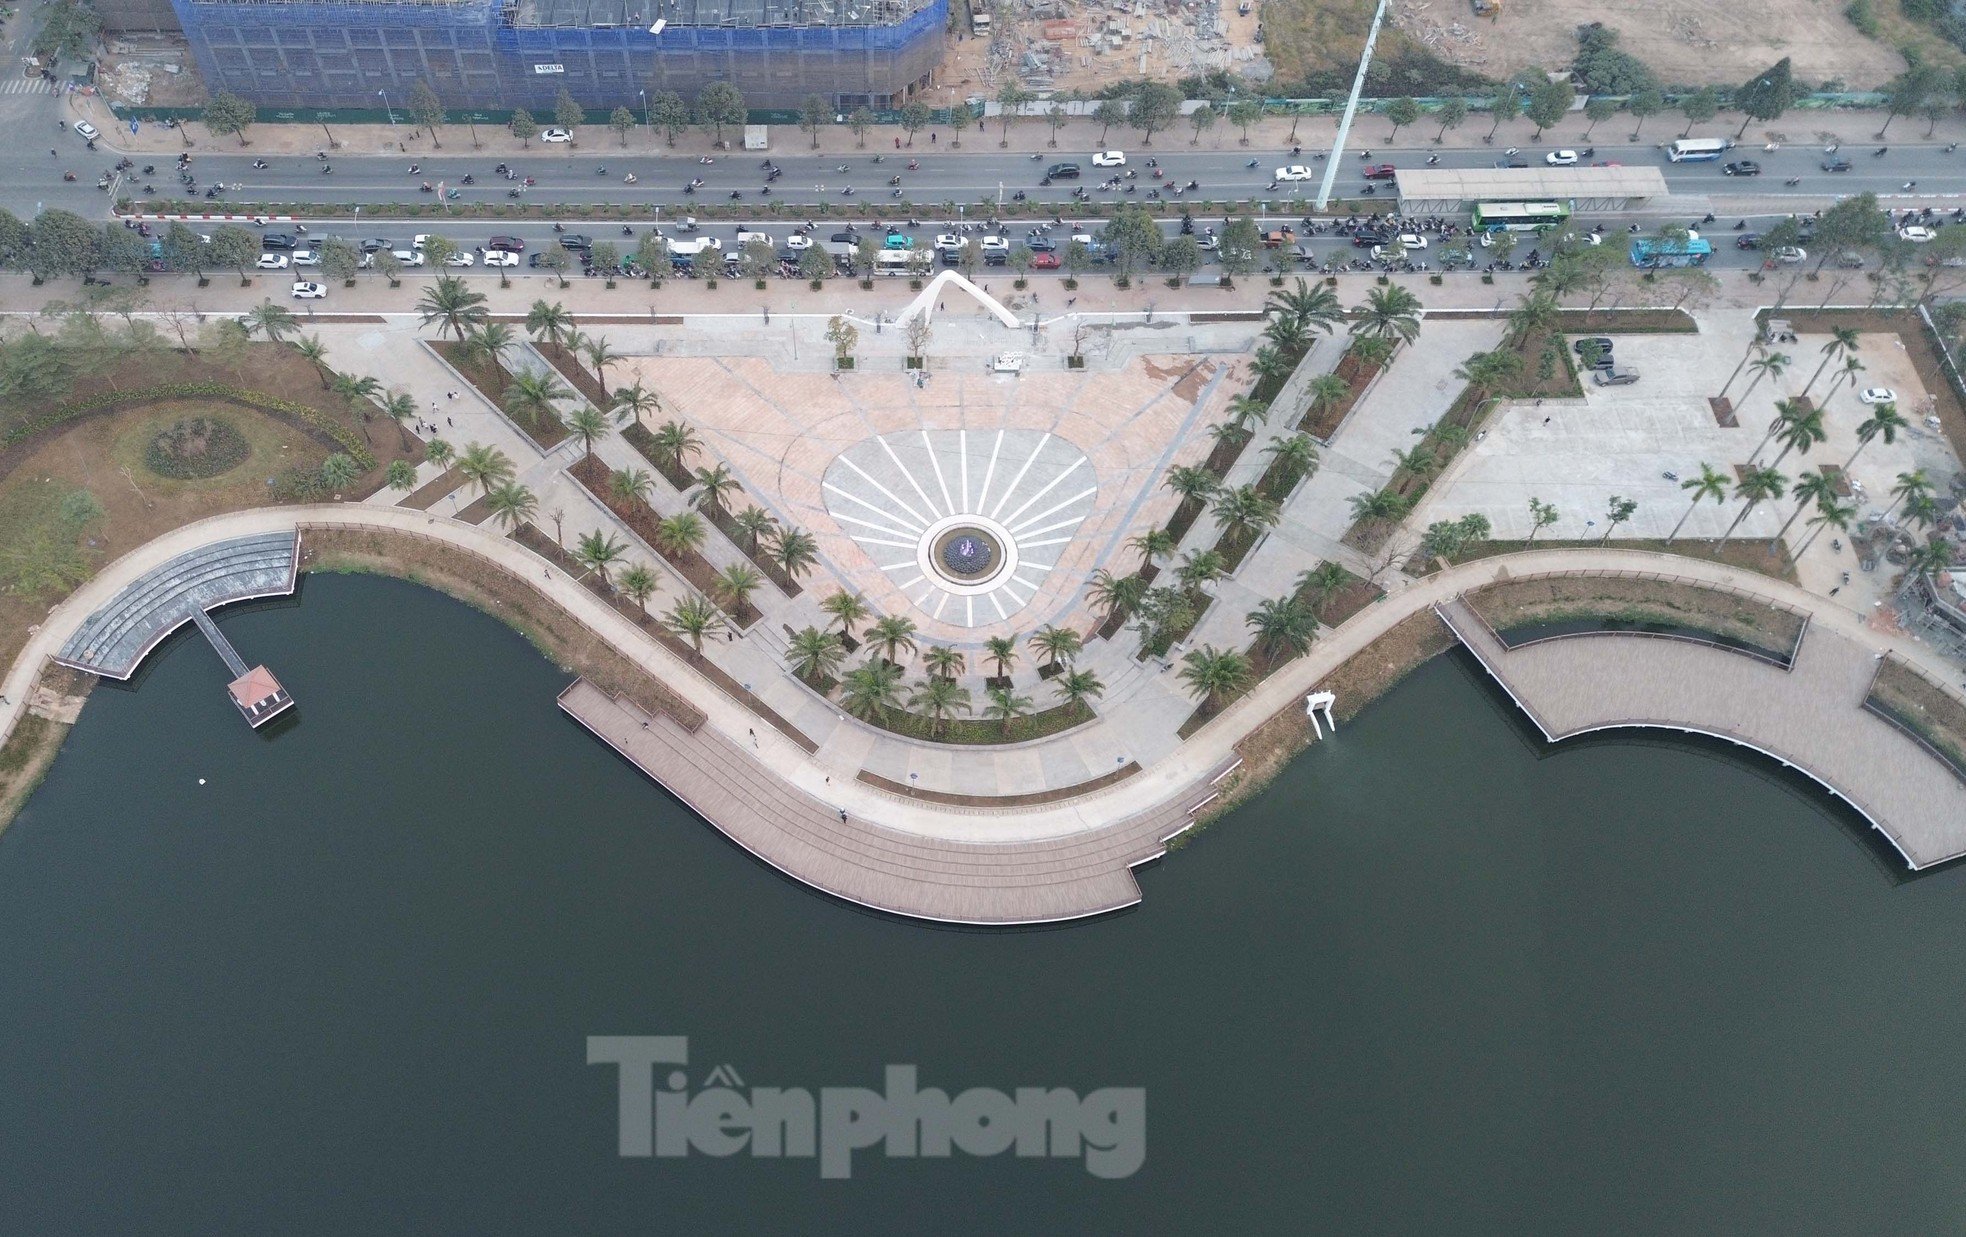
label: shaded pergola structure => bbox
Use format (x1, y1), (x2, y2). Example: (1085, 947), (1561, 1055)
(1392, 166), (1670, 216)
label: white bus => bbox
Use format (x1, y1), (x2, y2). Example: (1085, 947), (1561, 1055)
(1666, 138), (1730, 162)
(874, 249), (916, 275)
(1472, 201), (1571, 232)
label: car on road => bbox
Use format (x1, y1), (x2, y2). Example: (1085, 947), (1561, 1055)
(73, 120), (99, 141)
(1352, 231), (1394, 248)
(785, 233), (812, 250)
(291, 250), (319, 267)
(1396, 233), (1427, 251)
(558, 234), (592, 251)
(486, 235), (526, 252)
(255, 254), (289, 270)
(1493, 158), (1529, 169)
(828, 231), (858, 244)
(260, 233), (298, 250)
(1899, 225), (1936, 243)
(444, 251), (474, 267)
(1362, 163), (1397, 180)
(1195, 235), (1220, 251)
(1723, 160), (1762, 176)
(358, 238), (391, 253)
(1836, 251), (1866, 269)
(1822, 157), (1852, 172)
(1025, 236), (1057, 252)
(1736, 234), (1762, 250)
(481, 249), (520, 267)
(1091, 150), (1126, 167)
(1859, 387), (1898, 405)
(1545, 150), (1578, 166)
(1774, 246), (1806, 264)
(933, 234), (968, 251)
(291, 281), (327, 299)
(385, 249), (425, 266)
(1045, 163), (1081, 180)
(978, 236), (1009, 254)
(1030, 252), (1061, 269)
(882, 233), (914, 250)
(1274, 165), (1314, 182)
(528, 252), (558, 268)
(541, 128), (573, 142)
(1593, 368), (1639, 387)
(1572, 336), (1614, 356)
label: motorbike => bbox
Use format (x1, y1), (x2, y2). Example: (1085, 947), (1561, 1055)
(320, 165), (333, 175)
(836, 164), (850, 173)
(1244, 158), (1258, 168)
(622, 225), (634, 235)
(61, 170), (74, 182)
(407, 164), (420, 174)
(699, 156), (715, 164)
(141, 164), (154, 175)
(419, 182), (434, 193)
(507, 187), (523, 198)
(445, 188), (460, 200)
(907, 159), (918, 170)
(888, 176), (902, 186)
(495, 163), (510, 174)
(251, 159), (268, 169)
(624, 173), (637, 184)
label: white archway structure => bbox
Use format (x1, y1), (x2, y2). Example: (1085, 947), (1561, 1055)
(898, 268), (1021, 330)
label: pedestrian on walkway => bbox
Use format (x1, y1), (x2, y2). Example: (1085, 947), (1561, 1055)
(894, 136), (900, 149)
(839, 808), (848, 821)
(447, 416), (453, 426)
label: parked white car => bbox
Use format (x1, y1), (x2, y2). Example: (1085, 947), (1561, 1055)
(1774, 246), (1807, 264)
(444, 251), (474, 266)
(291, 250), (319, 267)
(933, 233), (968, 251)
(978, 235), (1010, 253)
(390, 250), (427, 266)
(541, 127), (573, 142)
(255, 253), (289, 270)
(785, 233), (813, 250)
(1859, 387), (1898, 405)
(481, 249), (520, 267)
(1545, 149), (1579, 166)
(1900, 225), (1936, 243)
(291, 281), (327, 299)
(1274, 165), (1314, 182)
(1091, 150), (1127, 167)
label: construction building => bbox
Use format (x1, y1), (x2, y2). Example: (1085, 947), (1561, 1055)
(167, 0), (946, 112)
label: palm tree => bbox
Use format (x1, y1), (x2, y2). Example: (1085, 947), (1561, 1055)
(1246, 597), (1315, 660)
(908, 676), (973, 736)
(380, 391), (417, 450)
(732, 506), (776, 553)
(983, 635), (1019, 681)
(770, 528), (820, 580)
(1224, 394), (1272, 435)
(650, 420), (703, 474)
(1715, 466), (1787, 554)
(1261, 315), (1310, 357)
(525, 299), (576, 350)
(1349, 284), (1424, 346)
(1212, 484), (1281, 542)
(456, 442), (514, 496)
(1295, 561), (1350, 617)
(1904, 492), (1942, 531)
(293, 334), (332, 387)
(1826, 356), (1866, 403)
(1178, 645), (1251, 712)
(713, 562), (762, 613)
(618, 564), (659, 620)
(1304, 373), (1351, 426)
(581, 334), (621, 396)
(1387, 443), (1438, 479)
(241, 300), (297, 343)
(425, 438), (455, 471)
(1178, 548), (1226, 589)
(1797, 498), (1856, 556)
(503, 369), (573, 430)
(654, 511), (707, 558)
(1054, 669), (1105, 711)
(840, 659), (905, 720)
(574, 530), (628, 586)
(1128, 528), (1177, 572)
(612, 380), (660, 429)
(416, 275), (489, 339)
(1347, 488), (1410, 526)
(1506, 288), (1561, 340)
(1029, 625), (1082, 671)
(690, 462), (741, 514)
(787, 626), (845, 683)
(1265, 277), (1345, 339)
(1766, 404), (1827, 468)
(1088, 569), (1146, 622)
(1736, 350), (1791, 406)
(922, 645), (966, 679)
(1799, 327), (1860, 399)
(320, 453), (361, 491)
(1163, 464), (1220, 507)
(983, 685), (1035, 736)
(387, 459), (417, 491)
(1846, 402), (1908, 469)
(1261, 433), (1320, 489)
(610, 467), (654, 505)
(1526, 496), (1560, 544)
(1886, 469), (1932, 517)
(1907, 536), (1957, 578)
(1749, 398), (1808, 463)
(822, 591), (871, 642)
(1454, 348), (1525, 393)
(485, 481), (537, 531)
(1666, 463), (1730, 544)
(869, 614), (918, 665)
(329, 371), (381, 411)
(1771, 468), (1837, 550)
(458, 321), (516, 380)
(1250, 345), (1295, 389)
(565, 404), (612, 463)
(663, 595), (724, 654)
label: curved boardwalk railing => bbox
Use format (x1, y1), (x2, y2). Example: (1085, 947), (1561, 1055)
(1467, 568), (1812, 670)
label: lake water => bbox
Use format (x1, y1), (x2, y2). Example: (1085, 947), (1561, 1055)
(3, 573), (1963, 1234)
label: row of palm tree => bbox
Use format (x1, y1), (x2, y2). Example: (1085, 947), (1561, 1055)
(787, 626), (1107, 737)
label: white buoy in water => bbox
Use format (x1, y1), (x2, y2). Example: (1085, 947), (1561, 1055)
(198, 778), (206, 785)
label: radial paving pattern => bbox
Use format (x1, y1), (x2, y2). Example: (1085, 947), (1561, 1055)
(822, 429), (1096, 628)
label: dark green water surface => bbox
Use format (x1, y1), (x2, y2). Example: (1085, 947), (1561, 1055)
(2, 573), (1962, 1235)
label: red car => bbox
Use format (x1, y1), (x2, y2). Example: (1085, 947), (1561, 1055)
(1031, 252), (1061, 269)
(1362, 163), (1396, 180)
(486, 235), (526, 252)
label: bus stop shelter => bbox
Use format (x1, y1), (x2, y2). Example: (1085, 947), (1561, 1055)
(1393, 167), (1670, 215)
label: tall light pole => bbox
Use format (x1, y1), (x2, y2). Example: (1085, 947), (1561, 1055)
(378, 89), (397, 126)
(1314, 0), (1390, 212)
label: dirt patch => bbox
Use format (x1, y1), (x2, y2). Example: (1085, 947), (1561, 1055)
(0, 663), (95, 833)
(567, 454), (762, 628)
(428, 339), (569, 451)
(301, 525), (706, 731)
(1771, 310), (1966, 473)
(1867, 655), (1966, 778)
(1422, 536), (1800, 584)
(400, 465), (469, 511)
(1191, 609), (1456, 833)
(1300, 340), (1387, 441)
(534, 340), (613, 409)
(1468, 574), (1807, 663)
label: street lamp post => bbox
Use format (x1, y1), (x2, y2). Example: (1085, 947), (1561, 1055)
(640, 89), (650, 143)
(378, 89), (397, 127)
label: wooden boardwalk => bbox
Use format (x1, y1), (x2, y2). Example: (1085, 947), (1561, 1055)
(557, 679), (1232, 924)
(1436, 596), (1966, 870)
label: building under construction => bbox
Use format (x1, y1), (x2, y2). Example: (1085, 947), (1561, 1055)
(169, 0), (946, 112)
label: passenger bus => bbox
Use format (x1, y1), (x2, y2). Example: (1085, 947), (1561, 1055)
(1471, 201), (1571, 232)
(874, 249), (916, 275)
(1666, 138), (1730, 162)
(1629, 236), (1713, 268)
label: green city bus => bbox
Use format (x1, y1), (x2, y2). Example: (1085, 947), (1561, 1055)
(1471, 201), (1572, 233)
